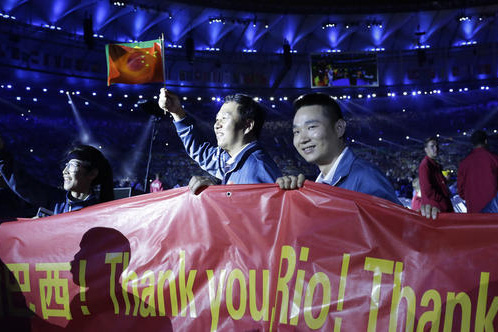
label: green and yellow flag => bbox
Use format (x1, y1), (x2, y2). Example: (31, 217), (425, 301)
(105, 39), (164, 86)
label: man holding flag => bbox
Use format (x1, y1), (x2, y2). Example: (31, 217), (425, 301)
(158, 88), (282, 193)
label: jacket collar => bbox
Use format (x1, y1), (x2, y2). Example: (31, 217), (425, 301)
(331, 147), (356, 186)
(424, 155), (439, 167)
(224, 141), (258, 167)
(221, 141), (260, 182)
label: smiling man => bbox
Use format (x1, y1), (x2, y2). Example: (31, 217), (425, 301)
(0, 140), (114, 216)
(158, 88), (281, 193)
(276, 93), (401, 205)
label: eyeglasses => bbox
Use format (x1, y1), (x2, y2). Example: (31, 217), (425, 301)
(63, 160), (89, 173)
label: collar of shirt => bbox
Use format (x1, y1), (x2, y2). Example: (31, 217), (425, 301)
(226, 142), (252, 165)
(315, 147), (349, 185)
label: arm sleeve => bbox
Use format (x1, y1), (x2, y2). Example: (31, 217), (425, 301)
(0, 149), (64, 210)
(418, 161), (443, 203)
(355, 168), (402, 205)
(173, 116), (222, 180)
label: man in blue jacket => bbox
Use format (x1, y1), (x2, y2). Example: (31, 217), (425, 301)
(276, 93), (401, 205)
(158, 88), (281, 193)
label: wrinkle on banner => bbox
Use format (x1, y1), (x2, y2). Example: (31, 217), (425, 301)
(0, 182), (497, 331)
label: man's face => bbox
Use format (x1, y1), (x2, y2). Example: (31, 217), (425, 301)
(424, 140), (438, 159)
(62, 159), (94, 194)
(214, 102), (246, 154)
(292, 105), (344, 169)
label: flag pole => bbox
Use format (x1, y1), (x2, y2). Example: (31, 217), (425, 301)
(160, 33), (166, 88)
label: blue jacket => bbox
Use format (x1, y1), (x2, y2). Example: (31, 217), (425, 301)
(0, 149), (98, 216)
(481, 193), (498, 213)
(318, 148), (401, 205)
(174, 116), (282, 184)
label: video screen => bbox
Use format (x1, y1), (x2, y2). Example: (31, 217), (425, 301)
(310, 53), (379, 88)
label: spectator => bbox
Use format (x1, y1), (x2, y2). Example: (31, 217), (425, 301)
(457, 130), (498, 213)
(150, 173), (164, 192)
(0, 137), (113, 216)
(158, 88), (281, 194)
(418, 137), (454, 214)
(276, 93), (401, 205)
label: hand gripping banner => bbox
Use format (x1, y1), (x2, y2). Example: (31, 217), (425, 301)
(0, 182), (497, 331)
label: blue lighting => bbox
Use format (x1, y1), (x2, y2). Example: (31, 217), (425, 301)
(414, 44), (431, 49)
(209, 18), (225, 24)
(43, 24), (62, 30)
(132, 11), (147, 37)
(368, 47), (385, 52)
(322, 23), (336, 29)
(245, 24), (257, 46)
(49, 0), (68, 23)
(167, 44), (183, 49)
(94, 1), (109, 30)
(461, 20), (474, 39)
(371, 26), (383, 44)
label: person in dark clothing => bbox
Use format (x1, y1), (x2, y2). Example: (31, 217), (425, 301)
(418, 137), (454, 216)
(0, 138), (114, 217)
(457, 130), (498, 213)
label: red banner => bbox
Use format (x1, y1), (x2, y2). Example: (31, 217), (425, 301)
(1, 182), (497, 331)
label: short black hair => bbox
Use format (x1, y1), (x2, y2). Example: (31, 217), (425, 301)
(67, 145), (114, 202)
(424, 136), (438, 148)
(224, 94), (266, 138)
(471, 130), (487, 146)
(293, 93), (343, 126)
